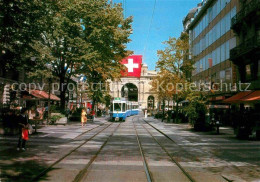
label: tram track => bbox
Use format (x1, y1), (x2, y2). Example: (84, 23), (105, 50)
(132, 116), (153, 182)
(31, 122), (113, 181)
(142, 118), (237, 182)
(72, 121), (108, 140)
(142, 119), (201, 163)
(73, 123), (121, 182)
(139, 118), (196, 182)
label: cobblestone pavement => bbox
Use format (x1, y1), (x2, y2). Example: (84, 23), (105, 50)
(0, 116), (260, 182)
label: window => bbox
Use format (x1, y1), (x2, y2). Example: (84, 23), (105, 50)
(122, 103), (126, 112)
(220, 70), (225, 81)
(230, 37), (236, 50)
(114, 103), (121, 111)
(226, 12), (231, 32)
(217, 0), (221, 14)
(216, 47), (221, 64)
(207, 53), (212, 69)
(208, 7), (213, 22)
(221, 16), (226, 35)
(209, 30), (213, 45)
(200, 59), (203, 72)
(225, 68), (232, 81)
(213, 3), (217, 19)
(221, 0), (226, 10)
(216, 22), (221, 39)
(221, 43), (225, 62)
(226, 41), (230, 59)
(212, 50), (216, 66)
(231, 7), (236, 18)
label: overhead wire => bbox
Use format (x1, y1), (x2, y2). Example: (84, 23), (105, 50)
(143, 0), (157, 62)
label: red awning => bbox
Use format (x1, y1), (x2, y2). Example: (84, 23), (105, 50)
(30, 90), (60, 101)
(240, 91), (260, 102)
(223, 91), (253, 103)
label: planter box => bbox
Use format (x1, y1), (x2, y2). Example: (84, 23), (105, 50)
(56, 117), (67, 125)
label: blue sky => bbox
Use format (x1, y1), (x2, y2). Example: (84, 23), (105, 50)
(114, 0), (201, 70)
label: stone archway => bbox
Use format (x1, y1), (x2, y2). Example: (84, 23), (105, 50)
(121, 83), (138, 101)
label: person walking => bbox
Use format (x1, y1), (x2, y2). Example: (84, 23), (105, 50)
(81, 108), (87, 127)
(17, 108), (29, 151)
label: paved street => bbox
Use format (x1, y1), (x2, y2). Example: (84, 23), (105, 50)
(0, 115), (260, 182)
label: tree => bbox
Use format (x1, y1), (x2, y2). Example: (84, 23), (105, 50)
(183, 92), (207, 130)
(156, 32), (190, 77)
(0, 0), (56, 71)
(32, 0), (133, 109)
(155, 33), (191, 122)
(79, 0), (133, 111)
(150, 70), (174, 121)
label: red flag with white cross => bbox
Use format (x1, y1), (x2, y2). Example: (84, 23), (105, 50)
(121, 55), (142, 78)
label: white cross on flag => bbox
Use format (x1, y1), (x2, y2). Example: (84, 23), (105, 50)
(121, 55), (142, 77)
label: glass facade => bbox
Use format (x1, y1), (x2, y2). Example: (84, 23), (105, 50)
(194, 40), (233, 74)
(192, 7), (236, 56)
(192, 0), (232, 41)
(191, 0), (237, 80)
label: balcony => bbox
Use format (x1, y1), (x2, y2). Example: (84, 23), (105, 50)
(231, 0), (260, 30)
(230, 36), (260, 61)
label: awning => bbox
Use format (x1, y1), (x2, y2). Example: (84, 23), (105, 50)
(241, 91), (260, 102)
(223, 91), (253, 103)
(24, 90), (60, 101)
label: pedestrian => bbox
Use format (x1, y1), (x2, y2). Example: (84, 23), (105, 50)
(81, 108), (87, 127)
(91, 109), (95, 121)
(17, 108), (29, 151)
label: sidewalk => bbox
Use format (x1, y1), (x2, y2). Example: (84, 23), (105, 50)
(144, 117), (235, 136)
(0, 117), (108, 182)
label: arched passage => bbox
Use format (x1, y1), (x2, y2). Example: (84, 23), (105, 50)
(121, 83), (138, 101)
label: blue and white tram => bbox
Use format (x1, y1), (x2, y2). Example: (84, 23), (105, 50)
(110, 99), (127, 121)
(110, 98), (140, 121)
(131, 102), (139, 115)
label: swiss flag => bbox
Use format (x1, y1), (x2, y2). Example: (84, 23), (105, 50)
(121, 55), (142, 77)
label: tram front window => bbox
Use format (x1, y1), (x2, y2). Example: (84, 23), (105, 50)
(114, 103), (121, 112)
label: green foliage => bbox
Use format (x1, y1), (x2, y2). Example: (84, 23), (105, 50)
(50, 105), (61, 113)
(156, 32), (190, 76)
(183, 92), (208, 130)
(50, 114), (65, 125)
(1, 0), (133, 110)
(30, 0), (133, 109)
(0, 0), (51, 70)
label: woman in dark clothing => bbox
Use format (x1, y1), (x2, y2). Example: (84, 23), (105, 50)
(17, 108), (29, 151)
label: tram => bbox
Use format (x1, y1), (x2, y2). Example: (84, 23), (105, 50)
(110, 98), (139, 121)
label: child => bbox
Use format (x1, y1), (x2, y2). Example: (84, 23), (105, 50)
(17, 108), (29, 151)
(81, 109), (87, 127)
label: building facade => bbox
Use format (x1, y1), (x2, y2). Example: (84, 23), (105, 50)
(187, 0), (239, 102)
(230, 0), (260, 90)
(108, 64), (158, 110)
